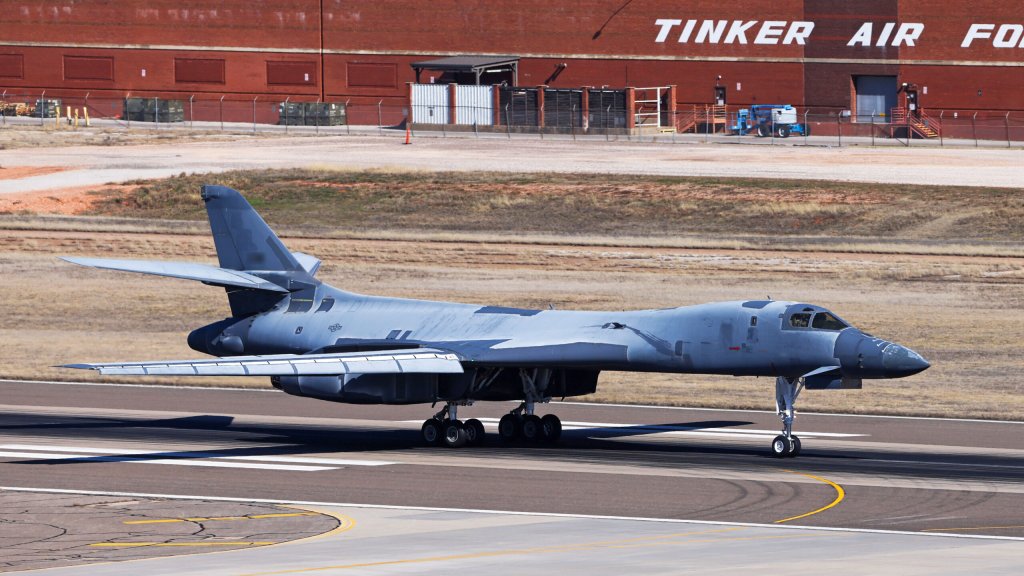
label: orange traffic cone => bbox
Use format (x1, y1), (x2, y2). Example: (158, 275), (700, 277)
(404, 123), (411, 145)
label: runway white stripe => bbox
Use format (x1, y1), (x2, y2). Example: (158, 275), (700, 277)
(0, 450), (335, 472)
(0, 444), (398, 471)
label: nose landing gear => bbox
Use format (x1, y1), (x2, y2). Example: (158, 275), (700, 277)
(772, 376), (803, 458)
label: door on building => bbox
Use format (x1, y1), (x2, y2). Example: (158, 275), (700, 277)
(853, 76), (897, 122)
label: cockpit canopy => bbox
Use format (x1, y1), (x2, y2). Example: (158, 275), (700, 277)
(785, 305), (850, 331)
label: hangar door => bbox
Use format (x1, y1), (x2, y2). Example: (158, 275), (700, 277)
(854, 76), (897, 122)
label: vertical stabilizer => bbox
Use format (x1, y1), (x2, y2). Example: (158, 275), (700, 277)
(201, 185), (303, 273)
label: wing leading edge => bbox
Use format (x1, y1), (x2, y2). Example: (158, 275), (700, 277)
(63, 349), (463, 377)
(60, 257), (289, 293)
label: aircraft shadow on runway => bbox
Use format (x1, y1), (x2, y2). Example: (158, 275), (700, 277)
(2, 412), (1020, 477)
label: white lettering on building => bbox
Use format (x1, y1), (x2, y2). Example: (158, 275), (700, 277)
(695, 20), (727, 43)
(655, 19), (815, 45)
(847, 22), (924, 47)
(961, 24), (995, 47)
(961, 23), (1024, 47)
(656, 19), (1024, 49)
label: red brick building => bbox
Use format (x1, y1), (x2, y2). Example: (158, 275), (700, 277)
(1, 1), (1021, 117)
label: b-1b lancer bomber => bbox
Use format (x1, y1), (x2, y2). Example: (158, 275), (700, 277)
(63, 185), (930, 457)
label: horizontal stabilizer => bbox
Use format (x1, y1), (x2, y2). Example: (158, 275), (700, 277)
(60, 257), (289, 293)
(62, 348), (463, 377)
(292, 252), (322, 276)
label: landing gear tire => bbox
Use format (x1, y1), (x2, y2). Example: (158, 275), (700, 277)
(521, 415), (543, 442)
(443, 419), (467, 448)
(771, 434), (792, 458)
(540, 414), (562, 443)
(788, 436), (802, 457)
(421, 419), (442, 446)
(498, 413), (521, 442)
(464, 418), (486, 446)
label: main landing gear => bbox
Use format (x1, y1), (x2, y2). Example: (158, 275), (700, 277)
(772, 376), (803, 458)
(497, 400), (562, 444)
(420, 369), (564, 448)
(421, 402), (485, 449)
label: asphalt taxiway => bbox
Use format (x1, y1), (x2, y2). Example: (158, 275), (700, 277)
(1, 380), (1022, 574)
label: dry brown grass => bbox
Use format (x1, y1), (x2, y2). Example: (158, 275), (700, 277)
(0, 124), (280, 150)
(1, 222), (1022, 420)
(52, 169), (1024, 244)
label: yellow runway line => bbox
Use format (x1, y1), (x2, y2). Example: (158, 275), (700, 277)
(774, 469), (846, 523)
(124, 512), (318, 525)
(90, 541), (276, 548)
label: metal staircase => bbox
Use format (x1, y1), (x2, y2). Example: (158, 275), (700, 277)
(891, 107), (941, 139)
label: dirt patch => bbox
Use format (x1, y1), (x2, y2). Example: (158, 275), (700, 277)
(0, 184), (125, 215)
(0, 166), (67, 180)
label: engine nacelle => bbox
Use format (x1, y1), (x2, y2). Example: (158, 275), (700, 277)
(272, 372), (470, 404)
(188, 317), (248, 355)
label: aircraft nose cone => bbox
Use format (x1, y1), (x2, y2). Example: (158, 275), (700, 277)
(882, 344), (930, 377)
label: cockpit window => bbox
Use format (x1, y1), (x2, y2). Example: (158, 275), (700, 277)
(789, 313), (811, 328)
(812, 312), (848, 330)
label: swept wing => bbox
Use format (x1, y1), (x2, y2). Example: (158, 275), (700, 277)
(63, 349), (463, 376)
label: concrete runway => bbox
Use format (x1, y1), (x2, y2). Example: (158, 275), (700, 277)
(1, 380), (1022, 574)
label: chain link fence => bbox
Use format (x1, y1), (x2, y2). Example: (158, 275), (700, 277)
(2, 89), (1022, 148)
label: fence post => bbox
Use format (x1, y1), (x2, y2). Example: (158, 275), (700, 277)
(505, 103), (511, 139)
(704, 105), (710, 144)
(2, 90), (6, 126)
(870, 114), (875, 147)
(315, 97), (321, 135)
(282, 96), (289, 134)
(938, 111), (944, 147)
(836, 115), (842, 147)
(153, 96), (158, 130)
(345, 99), (351, 135)
(1006, 112), (1012, 148)
(83, 92), (89, 126)
(188, 95), (194, 129)
(219, 96), (225, 131)
(377, 99), (383, 137)
(252, 96), (258, 133)
(124, 91), (130, 129)
(570, 104), (576, 141)
(537, 87), (545, 140)
(972, 112), (978, 147)
(40, 90), (46, 126)
(804, 110), (809, 146)
(606, 105), (612, 142)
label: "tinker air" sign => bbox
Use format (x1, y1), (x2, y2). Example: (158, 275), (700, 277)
(653, 20), (1024, 48)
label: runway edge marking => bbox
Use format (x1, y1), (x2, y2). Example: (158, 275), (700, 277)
(4, 486), (1022, 543)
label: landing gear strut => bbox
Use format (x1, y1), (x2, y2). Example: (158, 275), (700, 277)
(421, 402), (485, 448)
(772, 376), (803, 458)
